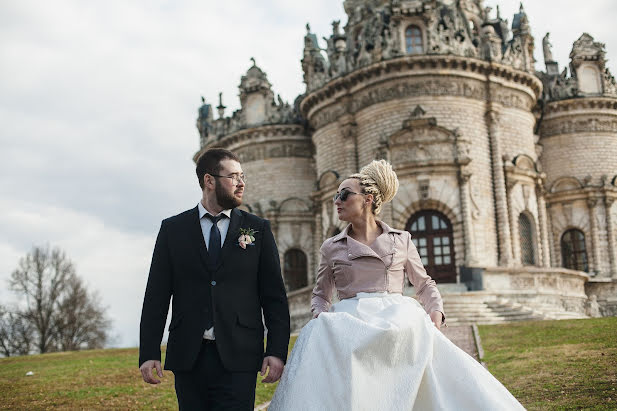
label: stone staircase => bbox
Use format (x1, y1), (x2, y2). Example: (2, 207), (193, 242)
(439, 291), (589, 325)
(442, 292), (547, 325)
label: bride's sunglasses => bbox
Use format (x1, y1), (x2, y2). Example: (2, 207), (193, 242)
(333, 189), (363, 202)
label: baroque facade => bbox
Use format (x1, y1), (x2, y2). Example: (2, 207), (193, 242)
(194, 0), (617, 328)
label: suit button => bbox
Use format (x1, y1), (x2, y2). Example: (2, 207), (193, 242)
(348, 254), (352, 258)
(211, 280), (216, 286)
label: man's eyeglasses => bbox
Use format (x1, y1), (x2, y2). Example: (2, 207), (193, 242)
(333, 189), (362, 202)
(210, 173), (247, 185)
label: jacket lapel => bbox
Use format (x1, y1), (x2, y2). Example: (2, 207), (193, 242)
(217, 208), (244, 270)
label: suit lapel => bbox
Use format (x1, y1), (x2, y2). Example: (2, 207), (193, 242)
(188, 206), (211, 270)
(219, 208), (244, 266)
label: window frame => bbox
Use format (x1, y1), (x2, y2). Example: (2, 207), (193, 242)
(560, 229), (589, 272)
(283, 248), (308, 292)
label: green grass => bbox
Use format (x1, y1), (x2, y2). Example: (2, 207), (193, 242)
(0, 337), (297, 410)
(1, 320), (615, 410)
(478, 317), (617, 411)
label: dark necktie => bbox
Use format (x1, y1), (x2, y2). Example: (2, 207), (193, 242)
(204, 213), (226, 331)
(206, 214), (226, 267)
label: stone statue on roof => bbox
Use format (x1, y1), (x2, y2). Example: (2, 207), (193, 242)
(543, 33), (554, 63)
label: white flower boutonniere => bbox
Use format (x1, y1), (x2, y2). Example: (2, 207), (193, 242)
(238, 228), (258, 249)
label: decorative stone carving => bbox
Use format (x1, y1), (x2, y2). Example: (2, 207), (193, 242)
(570, 33), (606, 68)
(417, 178), (430, 200)
(428, 7), (477, 58)
(198, 62), (304, 144)
(301, 0), (540, 96)
(388, 110), (464, 168)
(502, 36), (526, 71)
(541, 115), (617, 137)
(303, 24), (328, 92)
(604, 68), (617, 96)
(235, 140), (312, 163)
(480, 25), (503, 61)
(541, 33), (617, 102)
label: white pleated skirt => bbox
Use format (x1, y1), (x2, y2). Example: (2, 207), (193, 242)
(269, 292), (525, 411)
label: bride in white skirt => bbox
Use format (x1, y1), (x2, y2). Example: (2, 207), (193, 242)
(270, 160), (524, 411)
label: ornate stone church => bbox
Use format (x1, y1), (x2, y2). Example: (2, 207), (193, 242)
(194, 0), (617, 329)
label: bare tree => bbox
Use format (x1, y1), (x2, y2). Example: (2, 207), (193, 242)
(54, 275), (110, 351)
(8, 245), (111, 354)
(0, 305), (34, 357)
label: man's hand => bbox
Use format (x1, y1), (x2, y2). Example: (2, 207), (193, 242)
(430, 311), (444, 330)
(260, 356), (284, 383)
(140, 360), (164, 384)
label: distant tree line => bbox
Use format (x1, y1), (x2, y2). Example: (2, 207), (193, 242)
(0, 246), (111, 357)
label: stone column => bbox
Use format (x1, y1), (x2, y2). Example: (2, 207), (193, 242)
(458, 170), (478, 265)
(605, 197), (617, 278)
(506, 179), (520, 264)
(546, 202), (558, 267)
(587, 198), (601, 275)
(536, 183), (551, 267)
(486, 109), (513, 265)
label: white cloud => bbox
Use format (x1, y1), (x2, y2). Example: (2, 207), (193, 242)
(0, 198), (155, 347)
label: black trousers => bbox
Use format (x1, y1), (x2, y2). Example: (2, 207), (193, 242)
(173, 340), (257, 411)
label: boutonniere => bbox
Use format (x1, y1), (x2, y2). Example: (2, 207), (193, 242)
(238, 228), (258, 249)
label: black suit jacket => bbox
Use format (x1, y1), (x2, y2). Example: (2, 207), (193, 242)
(139, 207), (290, 372)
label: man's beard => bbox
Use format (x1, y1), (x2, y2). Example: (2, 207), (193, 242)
(215, 183), (242, 209)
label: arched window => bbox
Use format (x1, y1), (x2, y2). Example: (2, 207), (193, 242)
(283, 249), (308, 292)
(405, 25), (423, 54)
(406, 211), (456, 283)
(518, 213), (536, 265)
(561, 229), (589, 272)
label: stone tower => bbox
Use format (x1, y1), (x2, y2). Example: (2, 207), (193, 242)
(195, 1), (617, 328)
(194, 60), (318, 312)
(302, 0), (541, 276)
(538, 33), (617, 283)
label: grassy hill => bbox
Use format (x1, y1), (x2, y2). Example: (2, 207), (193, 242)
(0, 319), (615, 410)
(478, 317), (617, 410)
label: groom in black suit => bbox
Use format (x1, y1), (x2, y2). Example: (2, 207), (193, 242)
(139, 148), (290, 410)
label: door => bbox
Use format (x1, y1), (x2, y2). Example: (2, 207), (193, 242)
(406, 210), (456, 283)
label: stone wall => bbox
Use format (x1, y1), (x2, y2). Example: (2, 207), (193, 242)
(482, 266), (589, 316)
(585, 279), (617, 316)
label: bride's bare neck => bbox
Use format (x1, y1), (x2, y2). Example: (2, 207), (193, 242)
(348, 216), (381, 245)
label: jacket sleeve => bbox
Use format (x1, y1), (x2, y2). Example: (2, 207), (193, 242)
(139, 220), (173, 367)
(403, 232), (445, 321)
(258, 219), (291, 363)
(311, 243), (335, 317)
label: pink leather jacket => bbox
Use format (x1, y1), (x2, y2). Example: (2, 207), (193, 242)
(311, 221), (444, 318)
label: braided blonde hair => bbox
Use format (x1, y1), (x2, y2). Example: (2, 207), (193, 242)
(349, 160), (399, 215)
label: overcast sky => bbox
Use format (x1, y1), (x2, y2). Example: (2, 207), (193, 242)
(1, 0), (616, 349)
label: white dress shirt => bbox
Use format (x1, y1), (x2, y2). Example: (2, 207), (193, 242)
(197, 201), (232, 340)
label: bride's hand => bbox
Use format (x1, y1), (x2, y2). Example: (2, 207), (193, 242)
(430, 311), (444, 330)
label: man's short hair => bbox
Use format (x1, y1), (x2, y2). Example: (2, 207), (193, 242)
(195, 148), (240, 189)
